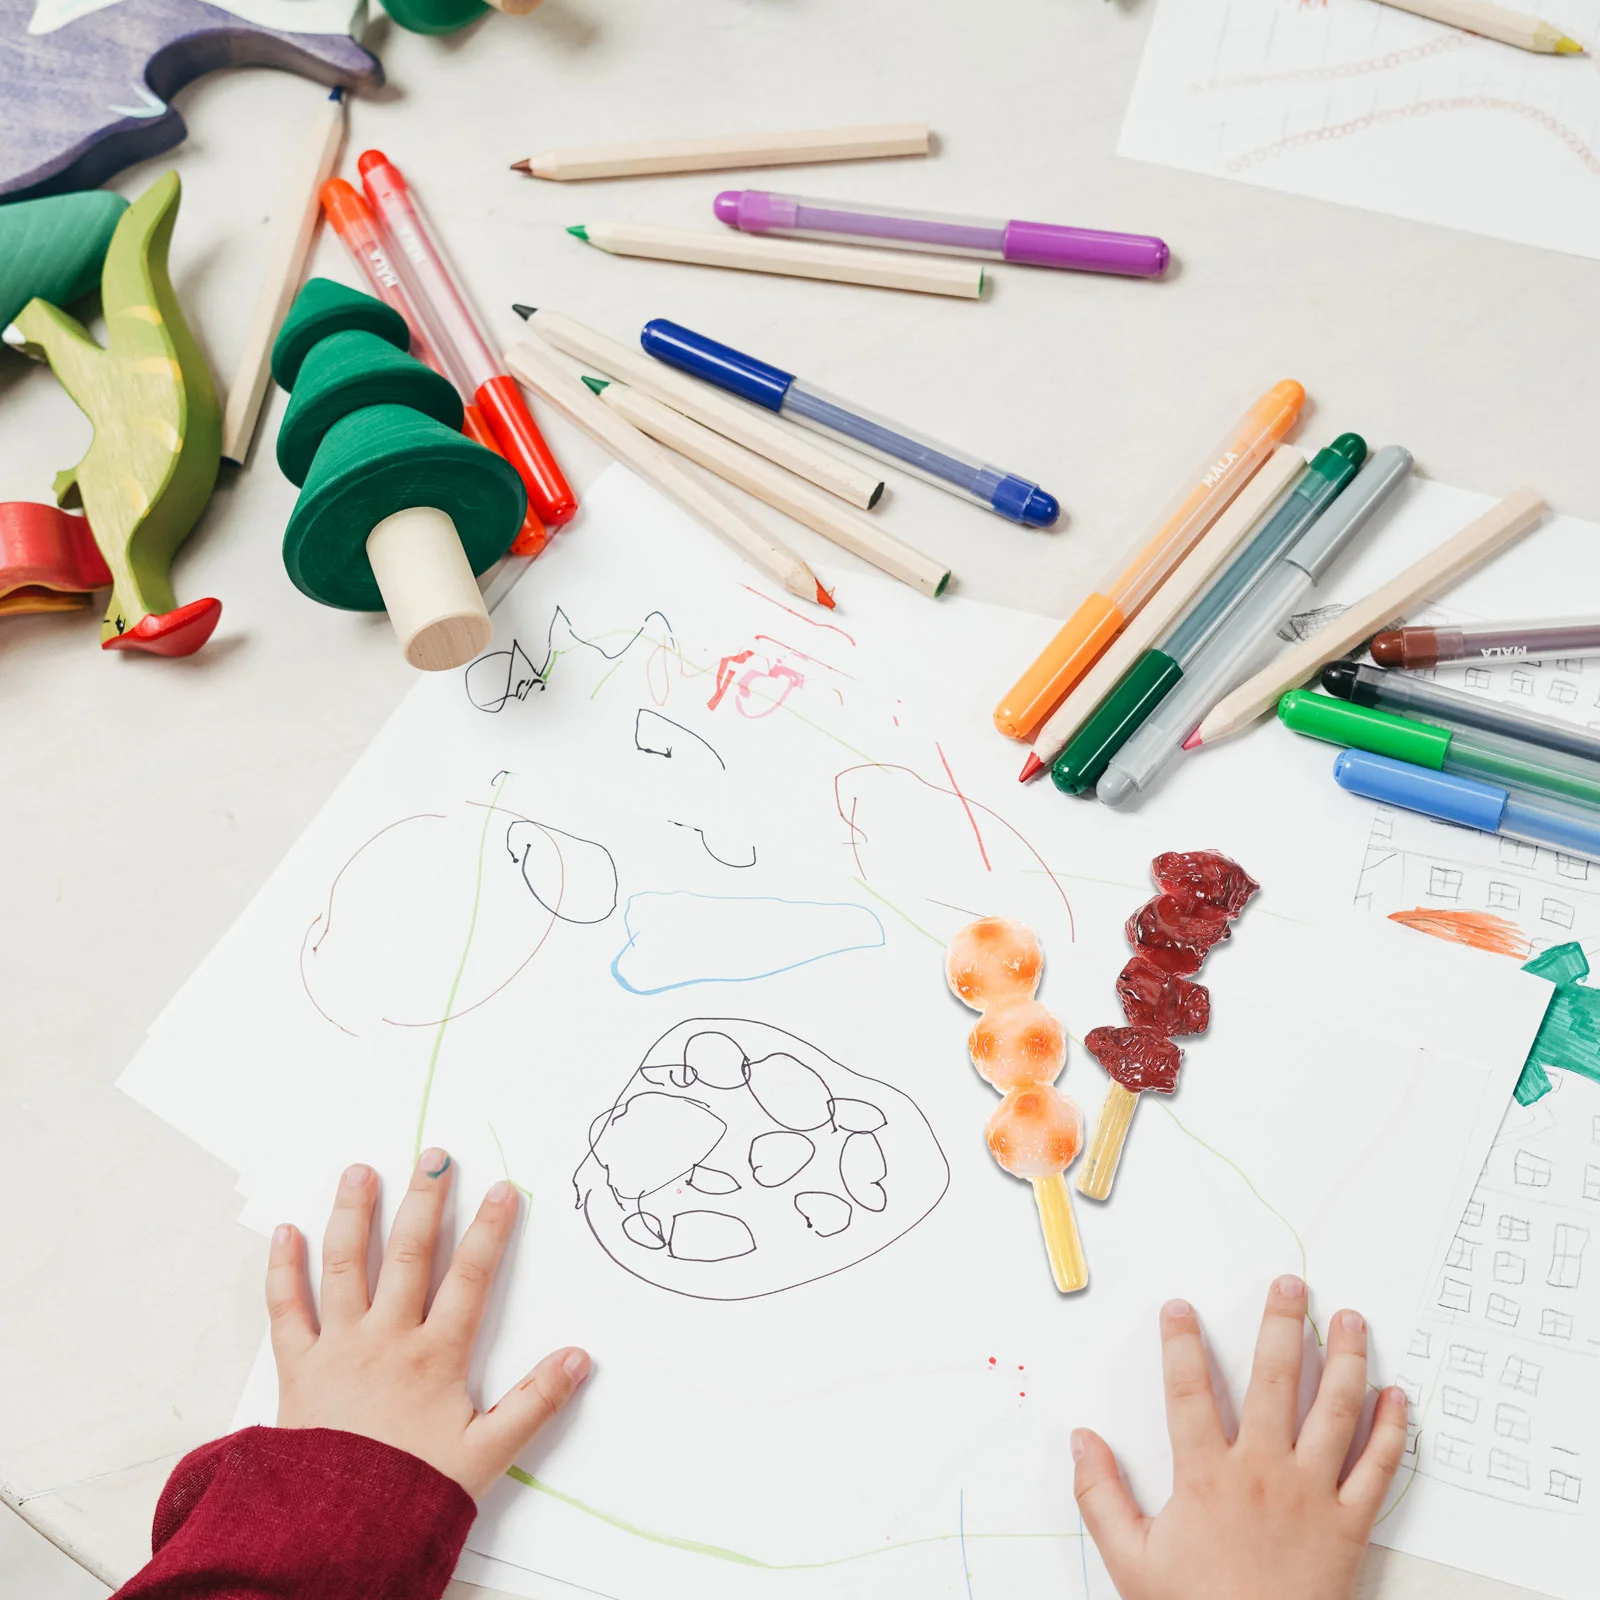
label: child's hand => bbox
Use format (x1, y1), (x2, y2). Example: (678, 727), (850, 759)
(266, 1152), (590, 1500)
(1073, 1276), (1408, 1600)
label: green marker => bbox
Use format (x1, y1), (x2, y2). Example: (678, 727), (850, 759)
(1051, 432), (1366, 795)
(1278, 690), (1600, 811)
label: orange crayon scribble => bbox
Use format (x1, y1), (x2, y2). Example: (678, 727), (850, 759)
(1388, 908), (1532, 960)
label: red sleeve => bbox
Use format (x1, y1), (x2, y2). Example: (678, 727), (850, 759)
(112, 1427), (476, 1600)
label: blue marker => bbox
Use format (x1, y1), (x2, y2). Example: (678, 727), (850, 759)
(1333, 748), (1600, 864)
(639, 318), (1060, 527)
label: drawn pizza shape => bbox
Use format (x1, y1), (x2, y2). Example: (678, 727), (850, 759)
(573, 1019), (950, 1299)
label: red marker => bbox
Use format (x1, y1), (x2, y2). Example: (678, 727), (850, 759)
(357, 150), (578, 530)
(321, 178), (549, 556)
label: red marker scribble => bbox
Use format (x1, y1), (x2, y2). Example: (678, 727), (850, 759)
(754, 635), (855, 679)
(740, 584), (857, 644)
(735, 663), (804, 719)
(936, 741), (992, 872)
(707, 650), (753, 711)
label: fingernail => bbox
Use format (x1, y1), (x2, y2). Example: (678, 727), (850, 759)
(487, 1179), (514, 1204)
(341, 1163), (370, 1187)
(1070, 1429), (1087, 1462)
(421, 1149), (450, 1179)
(1162, 1297), (1193, 1319)
(562, 1349), (591, 1386)
(1385, 1385), (1408, 1410)
(1338, 1309), (1365, 1335)
(1275, 1274), (1306, 1300)
(272, 1223), (293, 1246)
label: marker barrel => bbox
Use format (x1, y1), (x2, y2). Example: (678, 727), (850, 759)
(1371, 615), (1600, 669)
(713, 189), (1168, 277)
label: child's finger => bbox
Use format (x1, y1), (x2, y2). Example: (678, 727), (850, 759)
(320, 1163), (377, 1328)
(1339, 1385), (1410, 1521)
(474, 1346), (592, 1464)
(426, 1181), (518, 1348)
(371, 1149), (454, 1326)
(1160, 1299), (1226, 1467)
(1072, 1429), (1147, 1582)
(265, 1223), (317, 1362)
(1295, 1308), (1369, 1480)
(1237, 1275), (1307, 1452)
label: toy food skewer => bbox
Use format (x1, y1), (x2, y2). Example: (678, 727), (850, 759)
(987, 1085), (1087, 1292)
(947, 915), (1086, 1293)
(271, 277), (525, 671)
(1077, 850), (1258, 1202)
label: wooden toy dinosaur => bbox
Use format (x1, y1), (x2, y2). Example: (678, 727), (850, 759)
(5, 170), (222, 655)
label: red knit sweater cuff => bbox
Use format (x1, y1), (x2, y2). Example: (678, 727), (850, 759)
(117, 1426), (476, 1600)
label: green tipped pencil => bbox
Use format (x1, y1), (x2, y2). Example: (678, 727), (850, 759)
(563, 221), (985, 298)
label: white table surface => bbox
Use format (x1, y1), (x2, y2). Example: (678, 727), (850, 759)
(3, 0), (1593, 1594)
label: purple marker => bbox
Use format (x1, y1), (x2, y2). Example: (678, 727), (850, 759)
(713, 189), (1169, 278)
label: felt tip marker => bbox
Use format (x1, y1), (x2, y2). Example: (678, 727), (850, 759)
(1321, 660), (1600, 766)
(1099, 444), (1412, 806)
(357, 150), (577, 528)
(639, 318), (1060, 527)
(1332, 748), (1600, 865)
(996, 380), (1305, 745)
(1050, 432), (1365, 796)
(712, 189), (1170, 278)
(1280, 690), (1600, 810)
(1371, 615), (1600, 669)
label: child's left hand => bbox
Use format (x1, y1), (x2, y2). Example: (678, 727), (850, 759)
(266, 1150), (590, 1500)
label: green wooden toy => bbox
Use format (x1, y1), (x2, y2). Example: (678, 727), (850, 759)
(0, 190), (127, 328)
(4, 173), (221, 656)
(272, 278), (525, 671)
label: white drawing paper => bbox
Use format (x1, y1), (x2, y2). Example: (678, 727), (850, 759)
(1120, 0), (1600, 262)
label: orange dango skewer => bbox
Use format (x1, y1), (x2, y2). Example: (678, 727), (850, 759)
(986, 1085), (1087, 1293)
(967, 1000), (1065, 1093)
(945, 916), (1043, 1011)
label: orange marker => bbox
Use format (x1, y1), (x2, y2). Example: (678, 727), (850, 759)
(993, 380), (1305, 742)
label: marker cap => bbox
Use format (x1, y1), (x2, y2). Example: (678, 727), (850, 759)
(1332, 749), (1507, 832)
(1320, 659), (1365, 702)
(1306, 432), (1368, 485)
(640, 318), (795, 412)
(1278, 690), (1450, 768)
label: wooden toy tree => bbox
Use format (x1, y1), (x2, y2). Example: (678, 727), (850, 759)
(271, 278), (526, 671)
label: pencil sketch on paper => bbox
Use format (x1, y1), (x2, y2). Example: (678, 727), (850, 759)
(1120, 0), (1600, 262)
(572, 1018), (949, 1299)
(632, 709), (758, 869)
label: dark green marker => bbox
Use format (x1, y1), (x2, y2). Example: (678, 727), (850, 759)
(1051, 432), (1366, 795)
(1278, 689), (1600, 810)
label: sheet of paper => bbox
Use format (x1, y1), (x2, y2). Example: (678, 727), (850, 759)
(1119, 0), (1600, 262)
(166, 467), (1550, 1599)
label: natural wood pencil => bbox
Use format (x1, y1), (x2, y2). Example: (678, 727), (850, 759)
(1026, 446), (1307, 775)
(506, 337), (834, 609)
(567, 223), (984, 299)
(593, 379), (950, 598)
(519, 309), (884, 509)
(1377, 0), (1584, 53)
(1193, 486), (1548, 746)
(511, 122), (931, 181)
(221, 89), (346, 463)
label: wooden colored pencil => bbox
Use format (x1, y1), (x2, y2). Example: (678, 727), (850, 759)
(220, 89), (346, 464)
(506, 337), (834, 609)
(1024, 446), (1307, 777)
(1377, 0), (1584, 53)
(510, 122), (931, 181)
(517, 308), (884, 509)
(592, 378), (951, 599)
(566, 223), (984, 299)
(1192, 486), (1548, 747)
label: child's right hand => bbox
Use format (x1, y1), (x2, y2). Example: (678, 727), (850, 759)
(1072, 1276), (1409, 1600)
(267, 1151), (590, 1500)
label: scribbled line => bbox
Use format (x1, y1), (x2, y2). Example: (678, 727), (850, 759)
(464, 605), (678, 711)
(608, 892), (886, 994)
(634, 708), (726, 769)
(754, 633), (856, 679)
(506, 1464), (1078, 1569)
(671, 821), (757, 869)
(936, 741), (992, 873)
(1155, 1103), (1308, 1286)
(1388, 907), (1530, 959)
(414, 773), (508, 1163)
(960, 1489), (975, 1599)
(740, 583), (857, 644)
(851, 876), (943, 947)
(507, 820), (619, 925)
(1229, 97), (1600, 177)
(300, 814), (447, 1036)
(834, 762), (1076, 941)
(1191, 33), (1465, 93)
